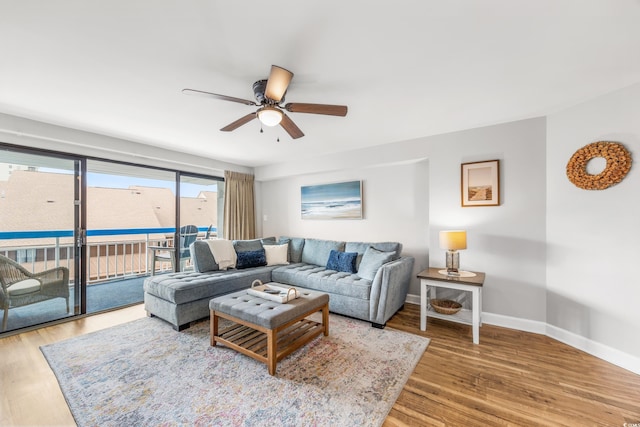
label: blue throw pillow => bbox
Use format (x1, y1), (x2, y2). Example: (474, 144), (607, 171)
(236, 249), (267, 269)
(326, 250), (358, 274)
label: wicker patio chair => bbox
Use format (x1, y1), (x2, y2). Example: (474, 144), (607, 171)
(0, 254), (70, 331)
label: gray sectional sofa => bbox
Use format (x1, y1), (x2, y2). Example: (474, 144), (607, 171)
(143, 236), (414, 331)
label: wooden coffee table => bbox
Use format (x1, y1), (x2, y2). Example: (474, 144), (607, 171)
(209, 287), (329, 375)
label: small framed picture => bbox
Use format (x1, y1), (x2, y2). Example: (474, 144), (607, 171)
(461, 160), (500, 207)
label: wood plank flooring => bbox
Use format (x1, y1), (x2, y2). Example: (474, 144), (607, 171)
(0, 305), (145, 426)
(1, 303), (639, 426)
(385, 303), (640, 426)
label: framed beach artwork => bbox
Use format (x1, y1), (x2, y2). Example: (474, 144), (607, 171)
(461, 160), (500, 207)
(301, 180), (363, 219)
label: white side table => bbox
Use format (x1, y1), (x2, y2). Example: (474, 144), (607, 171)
(417, 267), (485, 344)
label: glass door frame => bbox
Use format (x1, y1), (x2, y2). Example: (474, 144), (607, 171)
(0, 143), (84, 326)
(175, 172), (224, 271)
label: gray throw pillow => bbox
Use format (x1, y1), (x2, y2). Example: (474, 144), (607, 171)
(279, 236), (306, 263)
(357, 246), (395, 280)
(345, 241), (402, 269)
(190, 240), (219, 273)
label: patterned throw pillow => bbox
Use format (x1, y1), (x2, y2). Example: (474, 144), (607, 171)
(326, 250), (358, 274)
(236, 249), (267, 269)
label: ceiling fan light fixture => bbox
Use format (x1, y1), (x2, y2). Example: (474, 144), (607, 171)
(265, 65), (293, 102)
(257, 106), (283, 127)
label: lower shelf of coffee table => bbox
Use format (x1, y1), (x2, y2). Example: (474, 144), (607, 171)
(216, 318), (324, 362)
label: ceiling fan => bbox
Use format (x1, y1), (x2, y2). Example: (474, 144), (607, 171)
(183, 65), (348, 139)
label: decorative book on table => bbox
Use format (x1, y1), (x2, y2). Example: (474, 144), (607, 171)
(248, 280), (299, 303)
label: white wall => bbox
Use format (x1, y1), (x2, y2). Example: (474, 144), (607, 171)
(257, 117), (547, 318)
(259, 160), (430, 296)
(546, 82), (640, 359)
(427, 120), (547, 321)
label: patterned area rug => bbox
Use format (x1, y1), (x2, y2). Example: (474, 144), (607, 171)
(41, 314), (429, 427)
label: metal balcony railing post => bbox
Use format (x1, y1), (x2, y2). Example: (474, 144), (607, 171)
(145, 233), (150, 275)
(55, 236), (60, 268)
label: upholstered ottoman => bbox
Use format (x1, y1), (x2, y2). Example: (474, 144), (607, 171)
(209, 287), (329, 375)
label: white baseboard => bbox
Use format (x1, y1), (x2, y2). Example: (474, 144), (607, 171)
(544, 324), (640, 375)
(404, 294), (640, 375)
(481, 312), (547, 335)
(404, 293), (421, 306)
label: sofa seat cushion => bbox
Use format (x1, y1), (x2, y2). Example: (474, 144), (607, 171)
(272, 263), (372, 300)
(8, 278), (41, 296)
(144, 266), (275, 304)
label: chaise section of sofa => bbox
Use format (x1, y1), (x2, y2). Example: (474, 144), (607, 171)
(144, 237), (278, 331)
(144, 267), (274, 331)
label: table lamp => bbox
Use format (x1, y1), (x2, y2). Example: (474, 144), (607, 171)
(439, 230), (467, 275)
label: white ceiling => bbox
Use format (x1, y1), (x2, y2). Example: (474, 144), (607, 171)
(1, 1), (640, 168)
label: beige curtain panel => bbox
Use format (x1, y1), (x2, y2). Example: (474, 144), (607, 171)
(223, 171), (256, 240)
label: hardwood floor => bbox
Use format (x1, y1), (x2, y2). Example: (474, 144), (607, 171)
(1, 303), (639, 426)
(385, 304), (640, 426)
(0, 305), (146, 426)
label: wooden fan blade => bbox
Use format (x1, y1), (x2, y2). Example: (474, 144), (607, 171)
(220, 113), (257, 132)
(264, 65), (293, 102)
(284, 103), (348, 116)
(280, 114), (304, 139)
(182, 89), (257, 106)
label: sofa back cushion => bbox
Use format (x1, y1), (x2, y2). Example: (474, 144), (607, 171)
(261, 236), (277, 245)
(301, 238), (345, 266)
(232, 237), (276, 253)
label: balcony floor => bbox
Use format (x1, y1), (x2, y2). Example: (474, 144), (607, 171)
(2, 276), (146, 333)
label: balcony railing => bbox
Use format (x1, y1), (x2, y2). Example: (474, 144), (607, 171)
(0, 226), (215, 284)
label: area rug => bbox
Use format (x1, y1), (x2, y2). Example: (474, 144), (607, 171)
(41, 314), (429, 427)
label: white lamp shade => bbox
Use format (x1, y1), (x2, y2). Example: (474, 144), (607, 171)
(257, 106), (283, 127)
(439, 230), (467, 250)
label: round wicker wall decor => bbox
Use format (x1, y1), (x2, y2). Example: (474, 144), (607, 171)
(566, 141), (632, 190)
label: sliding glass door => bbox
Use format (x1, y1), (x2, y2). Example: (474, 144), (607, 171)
(0, 148), (81, 332)
(1, 144), (225, 332)
(178, 174), (224, 272)
(85, 160), (176, 313)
